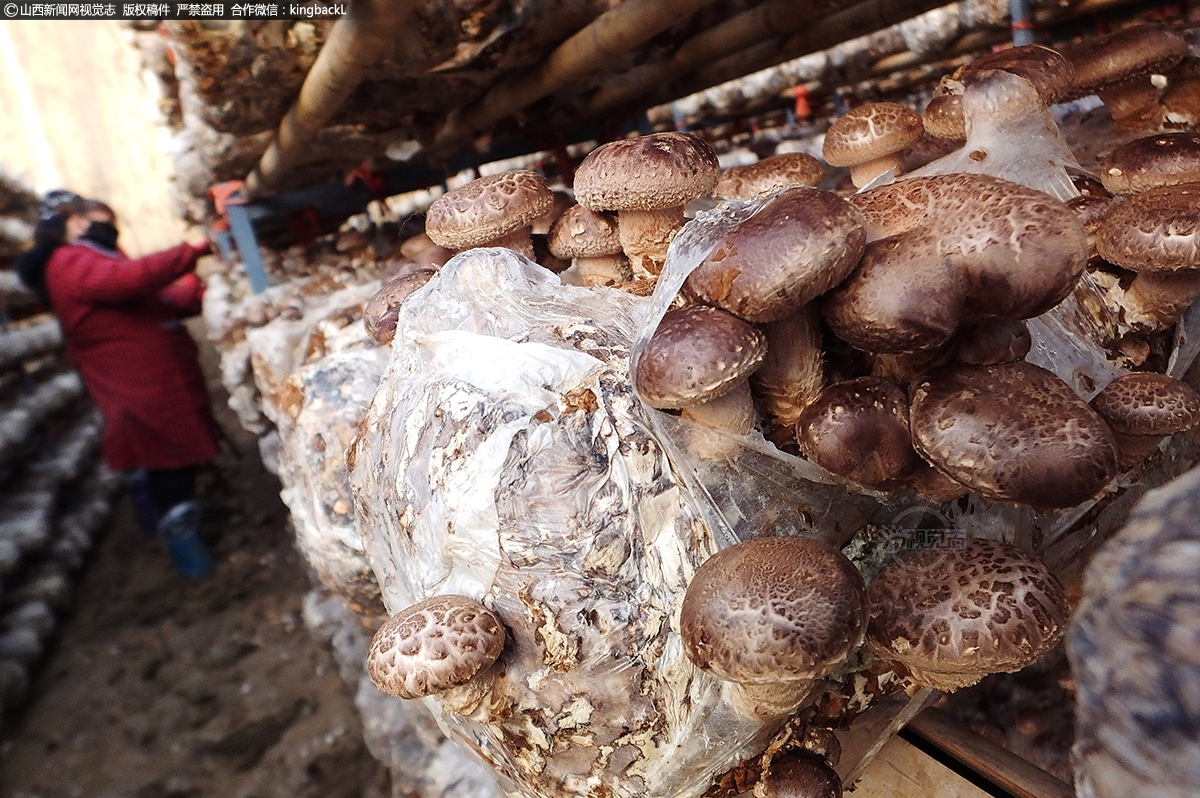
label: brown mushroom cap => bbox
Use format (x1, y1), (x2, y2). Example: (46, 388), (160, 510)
(400, 231), (453, 267)
(1064, 24), (1187, 98)
(909, 362), (1119, 508)
(824, 174), (1086, 354)
(363, 268), (437, 345)
(367, 594), (505, 700)
(796, 377), (921, 489)
(636, 306), (767, 409)
(867, 539), (1069, 691)
(923, 75), (965, 140)
(684, 186), (866, 323)
(1096, 183), (1200, 272)
(574, 132), (720, 212)
(713, 153), (827, 199)
(546, 205), (622, 259)
(1090, 373), (1200, 436)
(424, 170), (554, 250)
(962, 44), (1075, 105)
(1162, 75), (1200, 126)
(1101, 134), (1200, 195)
(681, 536), (867, 687)
(822, 102), (924, 168)
(761, 751), (843, 798)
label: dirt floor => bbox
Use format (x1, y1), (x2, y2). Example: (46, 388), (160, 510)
(0, 330), (390, 798)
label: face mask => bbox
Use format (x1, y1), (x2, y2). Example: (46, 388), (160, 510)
(83, 221), (119, 250)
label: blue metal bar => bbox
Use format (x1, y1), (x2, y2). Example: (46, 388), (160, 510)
(214, 229), (235, 262)
(1010, 0), (1034, 46)
(226, 205), (270, 294)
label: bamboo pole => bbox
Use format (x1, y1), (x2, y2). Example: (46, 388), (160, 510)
(245, 0), (419, 197)
(427, 0), (723, 157)
(586, 0), (824, 117)
(906, 708), (1075, 798)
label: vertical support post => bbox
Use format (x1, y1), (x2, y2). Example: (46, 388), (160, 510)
(1011, 0), (1035, 46)
(226, 205), (270, 294)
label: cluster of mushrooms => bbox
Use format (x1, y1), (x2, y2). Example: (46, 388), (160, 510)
(352, 25), (1200, 798)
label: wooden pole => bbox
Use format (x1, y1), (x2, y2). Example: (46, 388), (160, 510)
(427, 0), (723, 157)
(906, 708), (1076, 798)
(245, 0), (419, 197)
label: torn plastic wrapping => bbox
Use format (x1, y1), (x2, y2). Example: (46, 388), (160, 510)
(277, 348), (390, 615)
(350, 247), (906, 798)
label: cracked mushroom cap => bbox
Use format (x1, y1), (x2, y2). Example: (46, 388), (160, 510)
(713, 153), (827, 198)
(1064, 24), (1186, 99)
(1090, 373), (1200, 436)
(424, 170), (554, 250)
(546, 205), (622, 259)
(909, 362), (1119, 508)
(867, 539), (1069, 692)
(962, 44), (1075, 105)
(367, 594), (505, 700)
(681, 536), (867, 687)
(761, 751), (843, 798)
(796, 377), (921, 489)
(1101, 133), (1200, 195)
(684, 186), (866, 323)
(363, 267), (437, 345)
(574, 132), (720, 212)
(636, 306), (767, 409)
(1096, 183), (1200, 272)
(824, 174), (1087, 354)
(822, 102), (923, 168)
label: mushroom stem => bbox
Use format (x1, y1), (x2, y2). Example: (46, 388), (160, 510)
(680, 380), (755, 435)
(753, 307), (824, 428)
(1123, 270), (1200, 329)
(727, 679), (817, 720)
(484, 227), (536, 260)
(575, 255), (633, 287)
(679, 381), (755, 460)
(1111, 431), (1165, 469)
(617, 207), (686, 277)
(849, 152), (904, 189)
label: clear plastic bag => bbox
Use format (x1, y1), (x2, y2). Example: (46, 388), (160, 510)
(349, 241), (919, 798)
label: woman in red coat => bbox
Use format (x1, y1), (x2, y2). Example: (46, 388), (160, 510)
(42, 199), (220, 577)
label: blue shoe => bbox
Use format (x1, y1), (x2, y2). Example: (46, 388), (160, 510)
(158, 500), (214, 578)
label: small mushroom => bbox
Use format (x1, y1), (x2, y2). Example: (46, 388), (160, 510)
(1089, 373), (1200, 468)
(636, 306), (767, 411)
(367, 594), (505, 714)
(546, 205), (631, 287)
(400, 231), (453, 268)
(1098, 76), (1165, 131)
(363, 267), (437, 345)
(752, 306), (825, 429)
(867, 539), (1069, 692)
(824, 174), (1086, 354)
(424, 170), (554, 260)
(1162, 74), (1200, 127)
(1096, 183), (1200, 329)
(1100, 133), (1200, 195)
(909, 362), (1119, 508)
(574, 132), (720, 277)
(1062, 24), (1186, 100)
(923, 74), (966, 140)
(796, 377), (920, 489)
(822, 102), (924, 188)
(713, 153), (827, 199)
(760, 751), (843, 798)
(680, 536), (867, 717)
(684, 186), (866, 323)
